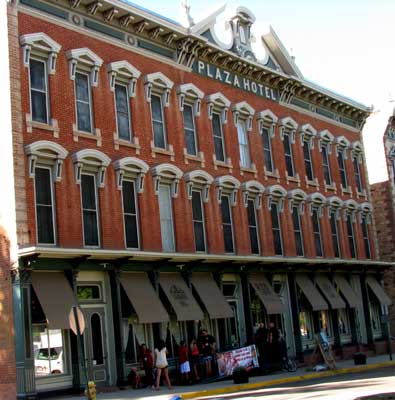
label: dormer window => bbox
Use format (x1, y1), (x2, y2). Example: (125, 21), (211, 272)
(145, 72), (174, 151)
(67, 48), (103, 135)
(178, 83), (204, 157)
(206, 92), (231, 164)
(20, 33), (61, 127)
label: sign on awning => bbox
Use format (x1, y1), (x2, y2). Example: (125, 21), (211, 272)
(159, 273), (204, 321)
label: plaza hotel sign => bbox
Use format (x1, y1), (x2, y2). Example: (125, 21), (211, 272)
(193, 60), (279, 103)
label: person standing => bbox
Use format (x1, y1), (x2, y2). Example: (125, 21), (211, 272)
(254, 322), (268, 368)
(197, 329), (216, 377)
(153, 340), (172, 390)
(189, 338), (200, 381)
(139, 344), (154, 387)
(178, 340), (191, 383)
(267, 322), (280, 367)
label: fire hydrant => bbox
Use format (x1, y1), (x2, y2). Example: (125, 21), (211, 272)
(85, 381), (96, 400)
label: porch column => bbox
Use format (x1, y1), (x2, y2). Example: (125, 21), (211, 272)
(359, 274), (374, 345)
(12, 267), (37, 399)
(287, 272), (303, 360)
(240, 271), (254, 345)
(109, 269), (127, 387)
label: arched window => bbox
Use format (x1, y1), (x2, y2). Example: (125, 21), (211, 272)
(307, 193), (326, 257)
(327, 196), (343, 258)
(318, 130), (335, 187)
(299, 124), (317, 184)
(343, 199), (358, 259)
(279, 117), (298, 181)
(351, 141), (364, 194)
(288, 189), (307, 257)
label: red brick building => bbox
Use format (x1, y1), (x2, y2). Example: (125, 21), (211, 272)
(4, 0), (393, 397)
(371, 113), (395, 334)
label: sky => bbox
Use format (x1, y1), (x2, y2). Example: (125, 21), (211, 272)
(129, 0), (395, 184)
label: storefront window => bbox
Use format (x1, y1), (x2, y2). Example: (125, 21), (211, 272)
(338, 309), (351, 337)
(33, 325), (66, 376)
(299, 311), (313, 342)
(77, 285), (101, 301)
(318, 310), (332, 338)
(369, 302), (382, 336)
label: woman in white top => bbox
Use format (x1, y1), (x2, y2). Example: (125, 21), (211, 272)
(153, 340), (172, 390)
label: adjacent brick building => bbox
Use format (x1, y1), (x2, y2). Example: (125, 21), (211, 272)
(4, 0), (393, 397)
(371, 113), (395, 334)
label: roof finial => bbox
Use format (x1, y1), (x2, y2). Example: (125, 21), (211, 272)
(181, 0), (194, 27)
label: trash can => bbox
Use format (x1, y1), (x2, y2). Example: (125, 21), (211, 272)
(233, 367), (249, 384)
(353, 352), (367, 365)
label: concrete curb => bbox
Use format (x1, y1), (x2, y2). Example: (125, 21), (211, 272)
(180, 361), (395, 399)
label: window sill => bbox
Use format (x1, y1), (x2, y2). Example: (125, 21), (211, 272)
(73, 124), (102, 146)
(26, 114), (59, 137)
(286, 172), (301, 186)
(305, 177), (319, 188)
(356, 189), (367, 200)
(113, 134), (141, 153)
(341, 185), (352, 195)
(264, 167), (280, 182)
(213, 155), (233, 172)
(324, 182), (337, 192)
(183, 148), (205, 167)
(240, 162), (257, 177)
(151, 141), (175, 161)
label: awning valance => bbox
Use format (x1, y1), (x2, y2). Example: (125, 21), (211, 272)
(191, 273), (233, 319)
(295, 274), (328, 311)
(159, 273), (204, 321)
(249, 274), (284, 314)
(31, 271), (81, 329)
(366, 277), (392, 306)
(120, 272), (169, 323)
(315, 275), (346, 309)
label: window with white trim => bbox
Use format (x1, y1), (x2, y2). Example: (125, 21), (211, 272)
(212, 113), (225, 162)
(292, 206), (304, 257)
(233, 101), (254, 169)
(257, 110), (278, 174)
(338, 308), (351, 338)
(247, 199), (259, 254)
(237, 120), (251, 168)
(303, 141), (314, 181)
(338, 150), (348, 188)
(361, 215), (371, 259)
(221, 195), (234, 253)
(178, 83), (204, 157)
(283, 132), (295, 177)
(81, 173), (100, 246)
(207, 92), (231, 164)
(25, 141), (68, 245)
(312, 209), (323, 257)
(158, 184), (175, 252)
(192, 190), (206, 252)
(67, 48), (103, 135)
(299, 124), (317, 182)
(330, 210), (341, 258)
(346, 214), (356, 259)
(145, 72), (174, 151)
(108, 61), (141, 143)
(122, 180), (139, 249)
(72, 149), (110, 247)
(322, 145), (332, 185)
(271, 203), (283, 256)
(20, 32), (61, 127)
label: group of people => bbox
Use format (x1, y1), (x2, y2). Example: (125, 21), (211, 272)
(135, 329), (216, 390)
(254, 321), (283, 368)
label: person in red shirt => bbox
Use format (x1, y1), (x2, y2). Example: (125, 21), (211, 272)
(178, 340), (191, 383)
(139, 344), (154, 387)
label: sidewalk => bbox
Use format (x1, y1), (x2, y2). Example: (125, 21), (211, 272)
(48, 355), (395, 400)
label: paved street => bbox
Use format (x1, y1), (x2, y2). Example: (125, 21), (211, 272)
(198, 368), (395, 400)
